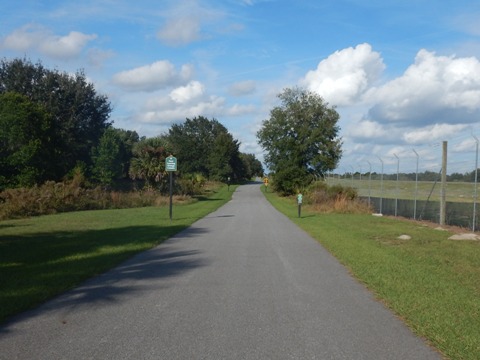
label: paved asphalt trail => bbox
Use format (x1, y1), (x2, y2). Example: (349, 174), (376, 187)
(0, 183), (441, 359)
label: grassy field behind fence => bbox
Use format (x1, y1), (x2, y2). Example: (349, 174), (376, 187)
(263, 187), (480, 360)
(0, 185), (236, 324)
(327, 178), (479, 203)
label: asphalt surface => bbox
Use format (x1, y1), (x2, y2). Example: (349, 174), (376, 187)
(0, 183), (441, 359)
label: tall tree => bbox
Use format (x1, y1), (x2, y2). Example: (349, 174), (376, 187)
(168, 116), (243, 179)
(91, 128), (123, 187)
(240, 153), (264, 179)
(0, 58), (112, 181)
(257, 87), (342, 194)
(0, 92), (54, 188)
(208, 132), (242, 181)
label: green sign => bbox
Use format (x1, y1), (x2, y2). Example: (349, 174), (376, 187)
(165, 156), (177, 171)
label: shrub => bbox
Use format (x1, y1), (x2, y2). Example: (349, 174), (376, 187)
(302, 181), (371, 214)
(175, 173), (206, 196)
(0, 180), (173, 220)
(0, 175), (213, 220)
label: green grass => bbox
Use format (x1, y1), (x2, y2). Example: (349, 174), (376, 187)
(0, 185), (236, 323)
(263, 188), (480, 360)
(327, 178), (479, 203)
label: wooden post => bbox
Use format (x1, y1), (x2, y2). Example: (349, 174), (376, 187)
(440, 141), (447, 226)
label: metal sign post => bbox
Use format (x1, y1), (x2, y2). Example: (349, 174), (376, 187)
(165, 155), (177, 221)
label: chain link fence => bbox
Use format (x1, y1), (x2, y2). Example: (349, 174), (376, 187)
(327, 139), (480, 230)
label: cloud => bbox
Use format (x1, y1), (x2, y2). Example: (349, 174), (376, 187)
(1, 24), (96, 60)
(225, 103), (257, 116)
(132, 80), (256, 125)
(156, 0), (225, 47)
(228, 80), (256, 96)
(112, 61), (193, 92)
(157, 17), (202, 46)
(87, 48), (115, 68)
(170, 81), (205, 104)
(403, 123), (468, 144)
(349, 120), (388, 140)
(300, 43), (385, 106)
(140, 94), (226, 124)
(451, 12), (480, 36)
(367, 49), (480, 126)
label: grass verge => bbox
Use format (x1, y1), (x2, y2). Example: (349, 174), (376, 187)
(0, 184), (236, 324)
(263, 187), (480, 360)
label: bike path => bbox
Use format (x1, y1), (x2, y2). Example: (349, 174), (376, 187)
(0, 183), (441, 359)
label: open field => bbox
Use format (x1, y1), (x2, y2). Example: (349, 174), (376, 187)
(327, 178), (479, 203)
(0, 185), (236, 323)
(263, 187), (480, 360)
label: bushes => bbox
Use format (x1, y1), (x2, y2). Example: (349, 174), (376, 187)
(175, 173), (206, 196)
(303, 181), (371, 214)
(0, 173), (221, 220)
(0, 179), (185, 220)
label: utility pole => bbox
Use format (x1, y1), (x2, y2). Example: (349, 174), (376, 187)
(440, 141), (447, 226)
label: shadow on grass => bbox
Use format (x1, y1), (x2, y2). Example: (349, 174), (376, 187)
(0, 224), (209, 331)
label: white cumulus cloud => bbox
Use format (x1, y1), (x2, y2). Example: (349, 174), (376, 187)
(368, 49), (480, 125)
(349, 120), (388, 140)
(1, 24), (96, 60)
(140, 94), (225, 124)
(300, 43), (385, 106)
(113, 61), (193, 92)
(403, 123), (468, 144)
(170, 81), (205, 103)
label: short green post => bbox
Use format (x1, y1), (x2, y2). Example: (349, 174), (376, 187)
(297, 192), (303, 218)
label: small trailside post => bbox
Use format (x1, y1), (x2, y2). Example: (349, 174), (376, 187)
(297, 192), (303, 218)
(165, 155), (177, 221)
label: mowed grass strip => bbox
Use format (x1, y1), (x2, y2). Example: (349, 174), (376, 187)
(263, 188), (480, 360)
(0, 185), (236, 324)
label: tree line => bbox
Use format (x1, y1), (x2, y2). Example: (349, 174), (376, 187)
(0, 58), (263, 192)
(338, 170), (480, 183)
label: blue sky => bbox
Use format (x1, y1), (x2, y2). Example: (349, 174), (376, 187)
(2, 0), (480, 175)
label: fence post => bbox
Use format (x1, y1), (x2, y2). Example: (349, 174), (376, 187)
(440, 141), (447, 226)
(377, 156), (384, 214)
(350, 166), (354, 187)
(473, 135), (479, 231)
(367, 160), (372, 206)
(413, 149), (419, 220)
(394, 153), (399, 217)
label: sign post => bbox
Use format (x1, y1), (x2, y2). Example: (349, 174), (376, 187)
(165, 155), (177, 221)
(297, 192), (303, 218)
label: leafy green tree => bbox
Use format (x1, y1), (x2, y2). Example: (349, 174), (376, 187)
(115, 129), (141, 178)
(208, 132), (241, 181)
(168, 116), (244, 180)
(0, 58), (112, 181)
(91, 128), (123, 187)
(240, 153), (264, 179)
(0, 92), (54, 188)
(129, 136), (172, 191)
(257, 87), (342, 195)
